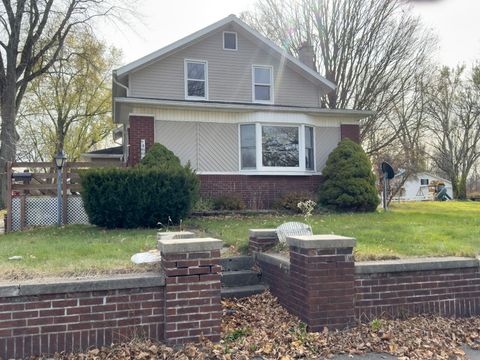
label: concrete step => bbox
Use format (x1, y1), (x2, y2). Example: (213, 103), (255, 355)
(221, 284), (268, 299)
(220, 256), (254, 271)
(221, 270), (262, 287)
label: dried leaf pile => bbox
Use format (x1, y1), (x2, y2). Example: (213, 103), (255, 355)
(47, 292), (480, 360)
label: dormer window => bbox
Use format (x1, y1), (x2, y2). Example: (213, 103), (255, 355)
(252, 65), (273, 103)
(223, 31), (237, 50)
(185, 60), (208, 100)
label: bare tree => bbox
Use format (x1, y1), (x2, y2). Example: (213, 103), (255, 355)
(0, 0), (133, 207)
(242, 0), (436, 155)
(426, 65), (480, 199)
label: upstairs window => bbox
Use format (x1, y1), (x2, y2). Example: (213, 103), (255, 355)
(253, 65), (273, 103)
(185, 60), (207, 100)
(223, 31), (237, 50)
(421, 178), (429, 185)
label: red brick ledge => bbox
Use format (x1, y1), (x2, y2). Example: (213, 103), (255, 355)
(0, 273), (165, 298)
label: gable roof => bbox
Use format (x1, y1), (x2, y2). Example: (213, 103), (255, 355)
(114, 14), (336, 94)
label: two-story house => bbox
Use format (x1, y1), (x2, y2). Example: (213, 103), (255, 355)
(112, 14), (371, 208)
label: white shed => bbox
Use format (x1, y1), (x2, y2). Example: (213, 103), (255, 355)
(395, 172), (454, 201)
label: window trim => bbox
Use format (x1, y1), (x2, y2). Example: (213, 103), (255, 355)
(252, 65), (274, 104)
(238, 123), (316, 173)
(223, 31), (238, 51)
(305, 126), (315, 171)
(184, 59), (208, 101)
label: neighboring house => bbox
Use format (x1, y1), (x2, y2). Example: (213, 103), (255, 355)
(112, 14), (371, 208)
(81, 146), (124, 165)
(394, 173), (454, 201)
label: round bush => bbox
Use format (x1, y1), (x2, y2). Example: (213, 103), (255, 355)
(318, 139), (380, 212)
(139, 143), (182, 170)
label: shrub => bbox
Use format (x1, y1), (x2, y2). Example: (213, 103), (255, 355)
(318, 139), (380, 212)
(139, 143), (200, 206)
(138, 143), (182, 171)
(80, 167), (196, 228)
(273, 192), (314, 212)
(192, 197), (215, 212)
(213, 194), (245, 210)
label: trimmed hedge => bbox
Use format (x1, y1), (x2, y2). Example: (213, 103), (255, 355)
(80, 167), (196, 228)
(319, 139), (379, 212)
(80, 144), (199, 228)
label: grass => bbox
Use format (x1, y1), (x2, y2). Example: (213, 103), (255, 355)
(0, 201), (478, 280)
(187, 201), (480, 260)
(0, 225), (157, 281)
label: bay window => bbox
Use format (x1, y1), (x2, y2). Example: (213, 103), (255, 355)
(240, 124), (315, 172)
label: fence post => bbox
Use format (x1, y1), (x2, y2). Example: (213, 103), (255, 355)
(6, 161), (12, 233)
(159, 237), (223, 344)
(62, 165), (68, 225)
(287, 235), (356, 331)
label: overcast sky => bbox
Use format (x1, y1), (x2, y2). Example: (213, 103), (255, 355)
(99, 0), (480, 68)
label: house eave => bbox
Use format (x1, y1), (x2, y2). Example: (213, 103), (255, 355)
(114, 97), (373, 121)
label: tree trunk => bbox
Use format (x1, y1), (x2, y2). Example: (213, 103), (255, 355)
(0, 88), (18, 208)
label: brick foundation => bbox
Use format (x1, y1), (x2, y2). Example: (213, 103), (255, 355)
(0, 275), (164, 359)
(128, 115), (155, 166)
(159, 237), (223, 344)
(199, 174), (323, 209)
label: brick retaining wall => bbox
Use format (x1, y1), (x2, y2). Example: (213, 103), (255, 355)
(251, 230), (480, 331)
(0, 274), (165, 359)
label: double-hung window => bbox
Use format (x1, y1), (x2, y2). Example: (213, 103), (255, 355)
(185, 60), (207, 100)
(240, 124), (315, 172)
(252, 65), (273, 103)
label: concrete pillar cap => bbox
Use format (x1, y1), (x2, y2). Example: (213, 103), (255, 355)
(157, 231), (195, 241)
(249, 229), (277, 237)
(158, 237), (223, 254)
(286, 234), (356, 249)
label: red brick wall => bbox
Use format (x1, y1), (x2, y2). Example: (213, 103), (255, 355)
(199, 175), (323, 209)
(128, 116), (155, 166)
(340, 124), (360, 143)
(0, 287), (164, 359)
(355, 267), (480, 320)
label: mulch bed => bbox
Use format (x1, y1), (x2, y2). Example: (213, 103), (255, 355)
(47, 292), (480, 359)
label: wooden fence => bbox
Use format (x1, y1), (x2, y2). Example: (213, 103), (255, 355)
(6, 161), (122, 232)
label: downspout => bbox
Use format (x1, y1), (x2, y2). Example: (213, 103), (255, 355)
(112, 70), (130, 165)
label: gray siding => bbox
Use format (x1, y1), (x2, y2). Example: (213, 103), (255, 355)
(315, 127), (340, 172)
(154, 120), (238, 171)
(130, 26), (321, 107)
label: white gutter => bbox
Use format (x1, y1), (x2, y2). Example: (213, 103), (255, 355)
(114, 97), (374, 119)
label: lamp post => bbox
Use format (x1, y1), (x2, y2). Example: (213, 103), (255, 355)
(54, 150), (67, 226)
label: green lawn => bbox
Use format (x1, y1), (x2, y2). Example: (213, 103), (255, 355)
(0, 225), (157, 281)
(0, 202), (478, 280)
(187, 201), (480, 260)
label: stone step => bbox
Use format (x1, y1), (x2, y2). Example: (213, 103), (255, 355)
(219, 256), (254, 271)
(221, 284), (268, 299)
(221, 270), (262, 287)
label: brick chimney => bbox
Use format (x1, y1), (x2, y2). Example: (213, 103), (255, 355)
(298, 42), (316, 71)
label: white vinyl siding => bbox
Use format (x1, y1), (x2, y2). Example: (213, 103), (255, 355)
(129, 28), (322, 107)
(315, 126), (341, 172)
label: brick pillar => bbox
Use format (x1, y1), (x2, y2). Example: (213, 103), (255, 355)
(159, 237), (223, 344)
(340, 124), (360, 143)
(248, 229), (278, 254)
(128, 115), (154, 166)
(287, 235), (356, 331)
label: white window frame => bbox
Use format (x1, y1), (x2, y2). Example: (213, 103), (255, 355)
(184, 59), (208, 101)
(238, 123), (316, 173)
(252, 65), (274, 104)
(223, 31), (238, 51)
(304, 126), (315, 171)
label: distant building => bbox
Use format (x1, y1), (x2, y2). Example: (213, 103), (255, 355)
(394, 172), (454, 201)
